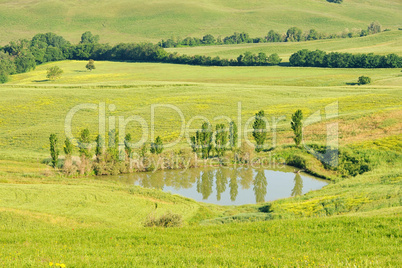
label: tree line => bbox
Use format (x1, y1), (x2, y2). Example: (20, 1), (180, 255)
(0, 31), (283, 83)
(158, 22), (384, 48)
(289, 49), (402, 68)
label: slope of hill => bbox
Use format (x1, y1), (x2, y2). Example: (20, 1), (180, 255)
(0, 0), (401, 45)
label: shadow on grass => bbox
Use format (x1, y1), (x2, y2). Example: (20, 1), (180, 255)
(74, 70), (87, 73)
(346, 82), (359, 86)
(32, 79), (50, 82)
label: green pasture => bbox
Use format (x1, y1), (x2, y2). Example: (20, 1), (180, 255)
(0, 60), (401, 161)
(0, 0), (401, 44)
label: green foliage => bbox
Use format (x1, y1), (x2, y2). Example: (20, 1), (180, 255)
(358, 76), (371, 85)
(291, 110), (303, 147)
(48, 134), (58, 168)
(266, 30), (284, 42)
(140, 143), (148, 157)
(107, 129), (120, 161)
(252, 110), (267, 152)
(368, 21), (382, 34)
(86, 59), (96, 71)
(229, 121), (238, 150)
(80, 31), (99, 44)
(46, 66), (63, 80)
(215, 124), (228, 157)
(290, 49), (402, 68)
(150, 136), (163, 155)
(124, 133), (132, 158)
(78, 128), (92, 158)
(0, 71), (8, 84)
(95, 135), (104, 157)
(286, 27), (303, 42)
(63, 138), (73, 157)
(144, 212), (183, 228)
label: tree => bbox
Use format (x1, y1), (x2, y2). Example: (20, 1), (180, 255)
(327, 0), (343, 3)
(80, 31), (99, 44)
(368, 21), (382, 34)
(95, 135), (104, 157)
(286, 27), (303, 42)
(124, 133), (132, 158)
(229, 121), (238, 150)
(291, 110), (303, 147)
(140, 143), (148, 157)
(215, 124), (228, 157)
(46, 66), (63, 80)
(64, 137), (74, 158)
(267, 53), (282, 65)
(78, 128), (92, 158)
(202, 34), (216, 44)
(266, 30), (283, 42)
(252, 110), (267, 152)
(358, 76), (371, 85)
(86, 59), (96, 71)
(49, 134), (59, 168)
(150, 136), (163, 154)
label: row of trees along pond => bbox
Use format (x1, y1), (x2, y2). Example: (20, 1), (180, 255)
(48, 110), (304, 175)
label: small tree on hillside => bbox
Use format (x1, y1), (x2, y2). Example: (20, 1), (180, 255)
(229, 121), (238, 150)
(150, 136), (163, 154)
(47, 66), (63, 80)
(86, 59), (96, 71)
(124, 133), (132, 158)
(49, 134), (59, 168)
(64, 137), (74, 158)
(78, 128), (92, 158)
(215, 124), (228, 157)
(358, 76), (371, 85)
(291, 110), (303, 147)
(252, 110), (267, 152)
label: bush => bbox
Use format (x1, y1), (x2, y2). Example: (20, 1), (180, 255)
(144, 212), (182, 228)
(0, 71), (8, 83)
(358, 76), (371, 85)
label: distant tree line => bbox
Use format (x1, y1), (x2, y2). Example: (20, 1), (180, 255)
(0, 31), (282, 83)
(289, 49), (402, 68)
(158, 22), (384, 48)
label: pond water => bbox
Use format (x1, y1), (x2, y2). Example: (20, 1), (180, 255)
(100, 166), (328, 205)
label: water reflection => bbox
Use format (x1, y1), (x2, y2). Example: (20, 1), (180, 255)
(291, 173), (303, 197)
(101, 166), (328, 205)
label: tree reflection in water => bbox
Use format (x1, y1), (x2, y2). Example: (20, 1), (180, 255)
(291, 173), (303, 197)
(229, 168), (239, 201)
(197, 169), (214, 200)
(253, 170), (268, 203)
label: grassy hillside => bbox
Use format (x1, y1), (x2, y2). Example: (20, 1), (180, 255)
(167, 30), (402, 61)
(0, 155), (400, 267)
(0, 0), (401, 45)
(0, 60), (401, 161)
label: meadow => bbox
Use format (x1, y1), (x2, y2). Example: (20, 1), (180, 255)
(0, 4), (402, 264)
(0, 0), (401, 45)
(0, 60), (401, 161)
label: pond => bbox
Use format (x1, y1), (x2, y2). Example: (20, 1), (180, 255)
(100, 166), (328, 205)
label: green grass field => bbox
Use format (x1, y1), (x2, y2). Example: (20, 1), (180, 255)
(1, 60), (401, 161)
(1, 2), (402, 265)
(0, 0), (401, 44)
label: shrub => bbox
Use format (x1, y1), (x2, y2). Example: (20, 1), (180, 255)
(0, 71), (8, 84)
(144, 212), (182, 228)
(358, 76), (371, 85)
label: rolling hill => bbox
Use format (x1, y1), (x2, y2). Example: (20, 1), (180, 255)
(0, 0), (401, 45)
